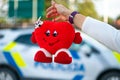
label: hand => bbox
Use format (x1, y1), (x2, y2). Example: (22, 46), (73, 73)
(46, 0), (72, 21)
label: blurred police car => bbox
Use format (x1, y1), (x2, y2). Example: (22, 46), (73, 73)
(0, 28), (120, 80)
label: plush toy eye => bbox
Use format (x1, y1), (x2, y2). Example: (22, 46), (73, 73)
(46, 30), (50, 36)
(53, 31), (58, 37)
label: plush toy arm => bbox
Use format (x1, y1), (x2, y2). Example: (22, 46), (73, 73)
(73, 32), (82, 44)
(31, 32), (37, 44)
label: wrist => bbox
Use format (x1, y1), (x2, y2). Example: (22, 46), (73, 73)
(69, 11), (79, 24)
(73, 13), (86, 30)
(63, 10), (72, 20)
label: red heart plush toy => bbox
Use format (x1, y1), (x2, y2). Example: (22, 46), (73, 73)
(31, 18), (82, 64)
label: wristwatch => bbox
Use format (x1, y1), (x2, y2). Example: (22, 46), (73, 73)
(69, 11), (79, 24)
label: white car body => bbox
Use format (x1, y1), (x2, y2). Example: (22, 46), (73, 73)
(0, 28), (120, 80)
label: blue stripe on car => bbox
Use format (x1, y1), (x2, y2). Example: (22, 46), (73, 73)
(73, 75), (84, 80)
(70, 50), (80, 59)
(3, 51), (23, 77)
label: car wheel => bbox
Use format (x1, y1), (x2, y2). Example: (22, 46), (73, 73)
(0, 68), (18, 80)
(99, 71), (120, 80)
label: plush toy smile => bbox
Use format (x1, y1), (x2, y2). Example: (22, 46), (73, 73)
(48, 40), (60, 46)
(43, 37), (60, 46)
(31, 18), (82, 64)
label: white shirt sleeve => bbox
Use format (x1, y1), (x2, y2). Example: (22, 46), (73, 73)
(82, 17), (120, 53)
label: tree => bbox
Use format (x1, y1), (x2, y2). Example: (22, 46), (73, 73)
(116, 15), (120, 20)
(77, 0), (100, 19)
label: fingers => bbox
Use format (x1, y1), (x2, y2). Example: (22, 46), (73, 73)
(52, 15), (67, 22)
(46, 4), (57, 18)
(46, 0), (58, 18)
(46, 6), (54, 14)
(46, 0), (56, 13)
(49, 13), (59, 19)
(46, 8), (58, 18)
(52, 16), (61, 22)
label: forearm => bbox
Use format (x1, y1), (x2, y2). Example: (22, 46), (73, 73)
(82, 17), (120, 53)
(73, 14), (86, 30)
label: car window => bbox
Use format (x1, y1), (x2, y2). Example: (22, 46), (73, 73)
(83, 40), (100, 54)
(70, 40), (100, 57)
(70, 41), (89, 51)
(0, 34), (4, 39)
(14, 34), (37, 46)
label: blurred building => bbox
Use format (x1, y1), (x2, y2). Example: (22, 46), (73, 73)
(8, 0), (44, 22)
(0, 0), (45, 29)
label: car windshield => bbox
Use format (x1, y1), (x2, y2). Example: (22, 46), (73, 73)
(14, 34), (37, 46)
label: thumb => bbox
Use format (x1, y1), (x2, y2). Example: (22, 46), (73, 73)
(51, 0), (56, 6)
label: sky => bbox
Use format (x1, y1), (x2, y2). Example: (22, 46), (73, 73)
(92, 0), (120, 19)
